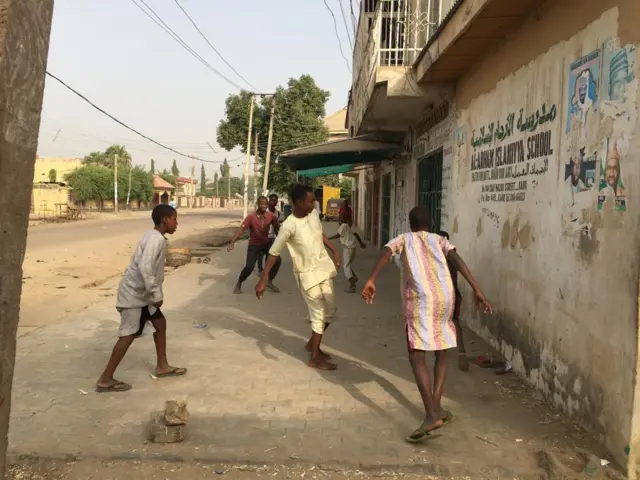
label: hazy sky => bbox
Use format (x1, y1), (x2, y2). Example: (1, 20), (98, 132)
(37, 0), (354, 178)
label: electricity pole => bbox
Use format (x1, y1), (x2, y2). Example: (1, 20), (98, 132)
(114, 153), (119, 214)
(262, 98), (276, 194)
(243, 94), (255, 218)
(126, 158), (132, 209)
(253, 131), (259, 203)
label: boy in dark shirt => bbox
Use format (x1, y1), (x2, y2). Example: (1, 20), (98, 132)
(439, 231), (469, 371)
(228, 196), (281, 294)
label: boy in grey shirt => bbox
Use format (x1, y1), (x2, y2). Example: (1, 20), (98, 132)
(95, 205), (187, 392)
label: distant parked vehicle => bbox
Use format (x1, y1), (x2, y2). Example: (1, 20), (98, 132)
(325, 198), (344, 222)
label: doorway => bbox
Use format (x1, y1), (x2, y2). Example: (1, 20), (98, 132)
(372, 175), (380, 247)
(417, 148), (444, 232)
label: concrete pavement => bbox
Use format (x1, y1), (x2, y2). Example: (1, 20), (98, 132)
(9, 228), (611, 478)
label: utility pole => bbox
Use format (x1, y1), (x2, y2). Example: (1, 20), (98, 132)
(243, 94), (255, 218)
(114, 153), (119, 214)
(0, 2), (55, 477)
(227, 162), (231, 205)
(262, 98), (276, 194)
(126, 159), (133, 210)
(253, 131), (259, 203)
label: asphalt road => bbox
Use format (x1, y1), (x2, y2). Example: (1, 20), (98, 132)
(26, 209), (242, 251)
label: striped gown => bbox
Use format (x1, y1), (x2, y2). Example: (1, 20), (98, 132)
(385, 231), (457, 351)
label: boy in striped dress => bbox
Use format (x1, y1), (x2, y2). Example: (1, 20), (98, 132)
(362, 207), (492, 442)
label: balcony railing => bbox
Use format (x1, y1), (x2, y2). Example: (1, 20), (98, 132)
(350, 0), (452, 133)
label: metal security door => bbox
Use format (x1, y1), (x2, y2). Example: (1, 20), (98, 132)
(381, 174), (392, 245)
(417, 148), (443, 232)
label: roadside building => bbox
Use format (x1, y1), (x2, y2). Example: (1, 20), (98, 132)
(175, 176), (197, 208)
(152, 175), (175, 205)
(281, 0), (640, 472)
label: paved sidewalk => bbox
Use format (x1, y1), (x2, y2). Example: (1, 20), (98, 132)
(9, 228), (608, 478)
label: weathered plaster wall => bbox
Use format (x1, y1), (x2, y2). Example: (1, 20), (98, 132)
(452, 1), (640, 465)
(0, 0), (54, 476)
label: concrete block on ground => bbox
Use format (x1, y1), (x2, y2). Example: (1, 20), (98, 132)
(149, 412), (187, 444)
(164, 400), (189, 426)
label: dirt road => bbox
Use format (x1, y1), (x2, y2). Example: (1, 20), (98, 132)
(19, 209), (242, 337)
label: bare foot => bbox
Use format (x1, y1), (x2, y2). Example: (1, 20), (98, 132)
(305, 343), (331, 359)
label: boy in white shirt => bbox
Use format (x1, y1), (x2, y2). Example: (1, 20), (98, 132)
(95, 205), (187, 392)
(256, 184), (342, 370)
(329, 210), (366, 293)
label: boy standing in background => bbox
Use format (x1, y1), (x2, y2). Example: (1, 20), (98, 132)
(328, 210), (366, 293)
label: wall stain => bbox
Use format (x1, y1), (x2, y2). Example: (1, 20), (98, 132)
(452, 216), (459, 234)
(519, 223), (532, 250)
(501, 219), (511, 249)
(476, 216), (483, 237)
(510, 216), (520, 249)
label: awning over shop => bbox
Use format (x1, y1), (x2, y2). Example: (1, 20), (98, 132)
(280, 136), (401, 172)
(297, 164), (355, 178)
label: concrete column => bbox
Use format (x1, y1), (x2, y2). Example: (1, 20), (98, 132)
(0, 0), (54, 476)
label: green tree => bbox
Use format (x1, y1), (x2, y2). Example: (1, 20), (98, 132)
(213, 172), (219, 196)
(219, 159), (230, 199)
(171, 159), (180, 177)
(84, 145), (132, 167)
(159, 169), (176, 188)
(217, 75), (330, 194)
(48, 168), (57, 183)
(200, 163), (206, 193)
(150, 159), (155, 174)
(65, 164), (154, 206)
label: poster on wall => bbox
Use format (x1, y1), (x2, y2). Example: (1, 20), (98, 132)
(566, 50), (600, 134)
(598, 138), (627, 211)
(563, 146), (598, 223)
(601, 38), (636, 102)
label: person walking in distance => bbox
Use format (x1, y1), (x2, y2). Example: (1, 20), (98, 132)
(257, 193), (281, 275)
(256, 184), (342, 370)
(96, 205), (187, 392)
(362, 207), (493, 442)
(228, 196), (281, 294)
(328, 210), (366, 293)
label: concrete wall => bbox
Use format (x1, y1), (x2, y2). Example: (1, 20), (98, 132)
(33, 157), (82, 183)
(31, 184), (71, 215)
(450, 0), (640, 465)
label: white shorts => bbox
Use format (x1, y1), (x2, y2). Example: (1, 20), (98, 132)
(301, 279), (337, 334)
(117, 306), (161, 338)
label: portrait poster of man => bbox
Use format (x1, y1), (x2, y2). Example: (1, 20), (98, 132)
(598, 138), (627, 211)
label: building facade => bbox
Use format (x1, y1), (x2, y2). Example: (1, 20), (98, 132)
(344, 0), (640, 472)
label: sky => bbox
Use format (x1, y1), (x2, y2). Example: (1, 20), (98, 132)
(37, 0), (355, 179)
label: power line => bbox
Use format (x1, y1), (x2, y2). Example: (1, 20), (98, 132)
(338, 0), (354, 50)
(45, 71), (229, 165)
(322, 0), (352, 73)
(172, 0), (258, 92)
(349, 0), (358, 35)
(130, 0), (245, 91)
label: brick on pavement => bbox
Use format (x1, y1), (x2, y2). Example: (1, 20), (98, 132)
(9, 227), (605, 477)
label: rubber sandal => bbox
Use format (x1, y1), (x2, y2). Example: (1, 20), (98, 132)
(442, 411), (456, 425)
(308, 360), (337, 371)
(405, 421), (443, 443)
(95, 381), (132, 393)
(266, 282), (280, 293)
(155, 367), (187, 378)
